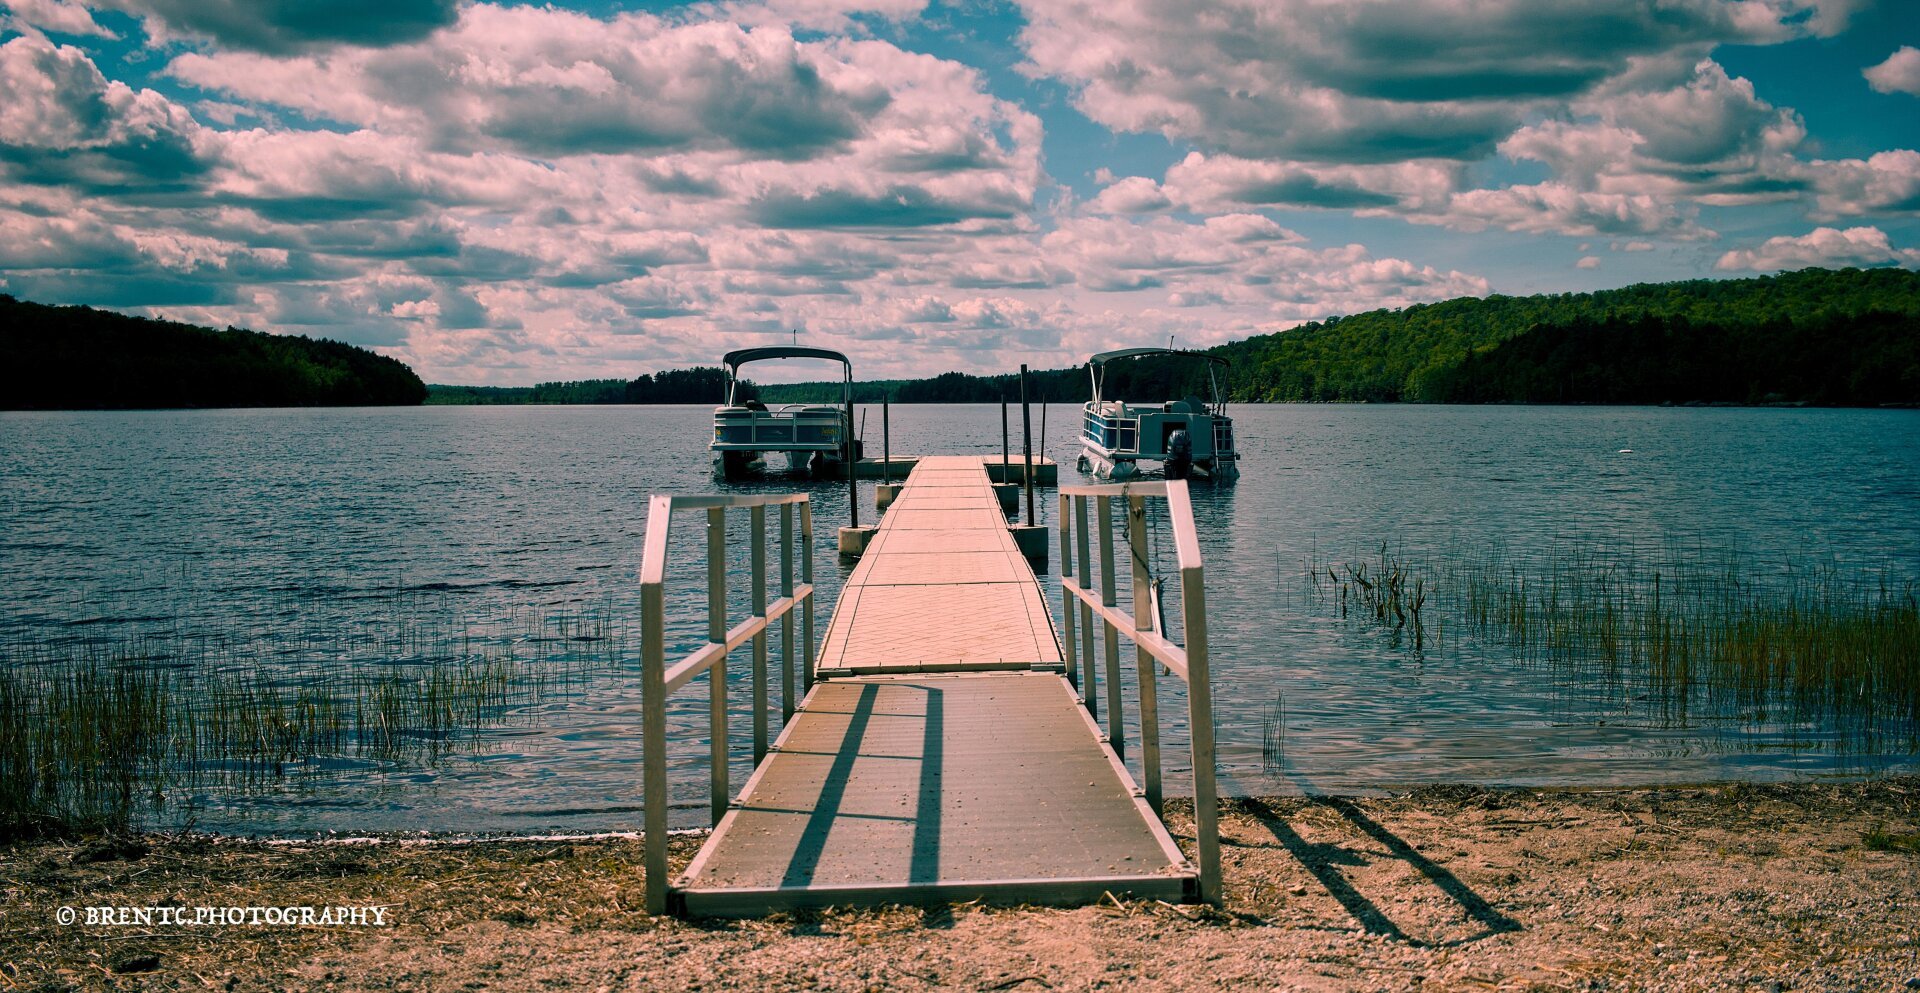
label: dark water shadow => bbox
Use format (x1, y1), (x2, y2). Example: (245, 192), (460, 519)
(1241, 797), (1521, 947)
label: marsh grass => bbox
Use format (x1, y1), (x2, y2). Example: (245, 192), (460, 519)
(1863, 826), (1920, 854)
(0, 591), (625, 838)
(1304, 540), (1919, 752)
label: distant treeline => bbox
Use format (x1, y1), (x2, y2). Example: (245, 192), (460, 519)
(1215, 266), (1920, 404)
(711, 267), (1920, 407)
(2, 295), (426, 409)
(420, 267), (1917, 409)
(426, 367), (747, 405)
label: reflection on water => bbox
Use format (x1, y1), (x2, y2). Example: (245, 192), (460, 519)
(1, 403), (1917, 833)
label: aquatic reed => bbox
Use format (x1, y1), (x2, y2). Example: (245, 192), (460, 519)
(1304, 540), (1919, 752)
(0, 593), (626, 838)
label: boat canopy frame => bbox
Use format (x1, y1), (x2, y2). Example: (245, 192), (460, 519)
(1086, 347), (1231, 417)
(720, 346), (854, 408)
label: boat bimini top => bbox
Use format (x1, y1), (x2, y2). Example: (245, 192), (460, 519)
(1087, 347), (1231, 414)
(721, 346), (853, 406)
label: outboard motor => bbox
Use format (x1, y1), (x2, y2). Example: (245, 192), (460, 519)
(1166, 428), (1193, 480)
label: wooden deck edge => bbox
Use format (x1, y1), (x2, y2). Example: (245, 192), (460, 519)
(1054, 675), (1195, 872)
(673, 681), (829, 893)
(674, 871), (1196, 918)
(814, 660), (1056, 678)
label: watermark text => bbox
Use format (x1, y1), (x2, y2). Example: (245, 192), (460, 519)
(55, 905), (390, 927)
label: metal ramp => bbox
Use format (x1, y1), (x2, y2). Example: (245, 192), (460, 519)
(637, 457), (1220, 916)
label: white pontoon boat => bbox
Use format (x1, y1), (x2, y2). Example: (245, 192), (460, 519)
(1077, 347), (1239, 481)
(711, 346), (856, 479)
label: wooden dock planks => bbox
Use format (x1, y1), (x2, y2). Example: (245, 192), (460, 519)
(673, 457), (1195, 915)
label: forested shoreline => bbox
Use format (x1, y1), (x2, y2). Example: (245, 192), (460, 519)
(8, 268), (1915, 411)
(1216, 266), (1920, 405)
(427, 267), (1920, 408)
(2, 296), (426, 409)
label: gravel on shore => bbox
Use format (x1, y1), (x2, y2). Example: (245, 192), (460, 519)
(4, 779), (1917, 992)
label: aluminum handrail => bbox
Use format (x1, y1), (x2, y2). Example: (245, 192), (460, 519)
(1056, 479), (1221, 904)
(638, 491), (815, 914)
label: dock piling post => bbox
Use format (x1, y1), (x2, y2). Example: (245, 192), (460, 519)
(882, 401), (891, 485)
(848, 389), (864, 526)
(1020, 364), (1035, 526)
(1001, 400), (1009, 473)
(707, 507), (729, 825)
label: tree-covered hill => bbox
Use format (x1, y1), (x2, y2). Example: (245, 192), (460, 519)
(724, 267), (1920, 407)
(416, 267), (1919, 408)
(1215, 267), (1920, 403)
(2, 296), (426, 409)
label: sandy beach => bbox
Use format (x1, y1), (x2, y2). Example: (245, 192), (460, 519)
(5, 779), (1917, 992)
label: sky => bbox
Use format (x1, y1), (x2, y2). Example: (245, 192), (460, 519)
(0, 0), (1916, 385)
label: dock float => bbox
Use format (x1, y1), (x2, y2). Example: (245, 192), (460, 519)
(835, 455), (1057, 483)
(638, 457), (1219, 916)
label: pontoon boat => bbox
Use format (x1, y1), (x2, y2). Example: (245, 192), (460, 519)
(1077, 347), (1239, 481)
(711, 346), (857, 479)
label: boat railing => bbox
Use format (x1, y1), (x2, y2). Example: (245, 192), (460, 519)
(1083, 406), (1139, 452)
(637, 492), (816, 913)
(1055, 480), (1221, 903)
(1212, 418), (1234, 456)
(713, 407), (844, 448)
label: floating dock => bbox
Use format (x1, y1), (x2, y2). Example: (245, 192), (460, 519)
(669, 456), (1193, 915)
(836, 455), (1057, 483)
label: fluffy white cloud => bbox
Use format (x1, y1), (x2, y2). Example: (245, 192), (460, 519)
(1401, 183), (1714, 240)
(1864, 46), (1920, 97)
(1161, 152), (1459, 212)
(1, 0), (115, 38)
(1802, 150), (1920, 218)
(1714, 226), (1920, 271)
(1087, 175), (1173, 214)
(1499, 60), (1807, 205)
(167, 11), (892, 160)
(1040, 213), (1485, 321)
(0, 35), (210, 188)
(1016, 0), (1854, 164)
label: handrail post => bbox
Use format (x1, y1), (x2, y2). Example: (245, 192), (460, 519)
(750, 504), (768, 763)
(1128, 493), (1162, 814)
(1166, 479), (1221, 904)
(1075, 495), (1095, 711)
(780, 502), (795, 721)
(640, 496), (670, 915)
(801, 499), (816, 691)
(1096, 495), (1123, 756)
(707, 506), (729, 825)
(1184, 558), (1221, 904)
(1058, 492), (1077, 689)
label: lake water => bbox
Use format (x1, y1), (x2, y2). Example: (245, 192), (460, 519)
(2, 404), (1917, 834)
